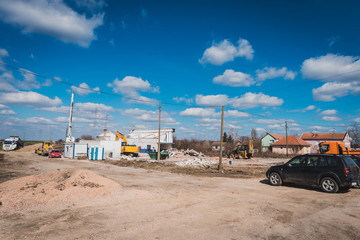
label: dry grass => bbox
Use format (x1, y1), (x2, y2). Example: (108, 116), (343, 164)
(103, 159), (268, 179)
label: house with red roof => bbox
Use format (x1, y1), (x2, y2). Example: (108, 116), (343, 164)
(300, 132), (351, 153)
(261, 133), (284, 152)
(271, 135), (311, 155)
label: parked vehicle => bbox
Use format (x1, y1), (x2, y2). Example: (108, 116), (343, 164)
(266, 154), (360, 193)
(319, 142), (360, 156)
(2, 136), (24, 151)
(350, 155), (360, 164)
(49, 149), (61, 158)
(230, 140), (253, 159)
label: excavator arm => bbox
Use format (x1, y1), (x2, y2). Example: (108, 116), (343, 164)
(115, 131), (128, 143)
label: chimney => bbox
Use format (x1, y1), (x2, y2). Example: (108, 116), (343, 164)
(104, 129), (107, 136)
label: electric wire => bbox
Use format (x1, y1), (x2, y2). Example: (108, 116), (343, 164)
(0, 61), (358, 130)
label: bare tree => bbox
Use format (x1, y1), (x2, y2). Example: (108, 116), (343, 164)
(81, 135), (93, 140)
(348, 122), (360, 148)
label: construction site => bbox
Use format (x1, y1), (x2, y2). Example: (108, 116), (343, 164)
(1, 91), (360, 240)
(1, 1), (360, 239)
(0, 130), (360, 240)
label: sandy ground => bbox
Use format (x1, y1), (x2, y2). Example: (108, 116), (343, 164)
(1, 150), (360, 240)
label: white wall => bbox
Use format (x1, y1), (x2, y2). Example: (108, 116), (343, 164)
(127, 129), (175, 152)
(79, 140), (122, 159)
(272, 146), (310, 155)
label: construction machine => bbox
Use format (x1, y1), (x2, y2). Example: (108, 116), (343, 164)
(115, 131), (139, 157)
(318, 142), (360, 156)
(37, 141), (54, 156)
(231, 140), (254, 159)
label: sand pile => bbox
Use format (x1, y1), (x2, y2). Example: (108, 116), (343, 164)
(16, 143), (42, 153)
(0, 169), (122, 213)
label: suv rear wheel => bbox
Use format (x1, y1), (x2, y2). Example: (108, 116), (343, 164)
(320, 177), (339, 193)
(269, 172), (282, 186)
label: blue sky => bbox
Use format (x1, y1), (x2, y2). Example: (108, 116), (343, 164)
(0, 0), (359, 141)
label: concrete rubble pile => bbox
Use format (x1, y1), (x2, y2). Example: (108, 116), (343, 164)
(175, 158), (217, 167)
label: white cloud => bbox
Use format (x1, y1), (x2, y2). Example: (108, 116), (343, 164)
(197, 117), (221, 124)
(255, 128), (266, 133)
(25, 116), (54, 124)
(302, 54), (360, 101)
(256, 67), (296, 81)
(75, 102), (115, 114)
(0, 109), (16, 114)
(199, 38), (254, 65)
(304, 105), (316, 111)
(322, 116), (341, 121)
(0, 71), (17, 92)
(71, 82), (100, 96)
(0, 48), (9, 59)
(178, 127), (196, 133)
(355, 118), (360, 122)
(312, 82), (353, 101)
(267, 124), (283, 130)
(173, 96), (193, 104)
(302, 54), (360, 82)
(213, 69), (254, 87)
(54, 116), (92, 123)
(0, 91), (62, 107)
(74, 0), (107, 11)
(225, 110), (250, 118)
(108, 76), (159, 104)
(42, 78), (52, 87)
(0, 0), (104, 47)
(308, 126), (332, 131)
(16, 69), (41, 90)
(320, 109), (337, 115)
(195, 94), (229, 107)
(231, 92), (283, 109)
(37, 106), (69, 113)
(0, 104), (8, 109)
(256, 119), (283, 124)
(122, 108), (178, 124)
(180, 108), (217, 118)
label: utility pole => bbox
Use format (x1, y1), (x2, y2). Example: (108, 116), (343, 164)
(157, 103), (161, 161)
(218, 105), (224, 171)
(285, 120), (288, 157)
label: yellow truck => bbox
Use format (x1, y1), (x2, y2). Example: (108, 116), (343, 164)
(115, 131), (139, 157)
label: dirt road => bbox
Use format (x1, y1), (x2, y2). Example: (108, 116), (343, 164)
(1, 152), (360, 240)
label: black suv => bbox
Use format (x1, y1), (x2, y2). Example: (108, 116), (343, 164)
(266, 154), (360, 193)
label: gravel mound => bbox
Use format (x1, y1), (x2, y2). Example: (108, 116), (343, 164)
(0, 169), (122, 213)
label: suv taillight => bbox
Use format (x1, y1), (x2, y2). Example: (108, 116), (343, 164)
(344, 167), (350, 176)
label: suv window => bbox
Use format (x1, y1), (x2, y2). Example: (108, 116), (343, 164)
(306, 156), (319, 167)
(326, 156), (339, 167)
(317, 156), (328, 167)
(288, 155), (307, 167)
(342, 156), (357, 168)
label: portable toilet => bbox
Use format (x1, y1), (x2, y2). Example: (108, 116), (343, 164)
(89, 147), (104, 160)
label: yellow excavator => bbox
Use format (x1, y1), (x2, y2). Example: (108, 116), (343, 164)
(230, 140), (253, 159)
(115, 131), (139, 157)
(36, 141), (53, 156)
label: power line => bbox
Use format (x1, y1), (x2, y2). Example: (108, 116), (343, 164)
(0, 62), (223, 109)
(0, 61), (357, 130)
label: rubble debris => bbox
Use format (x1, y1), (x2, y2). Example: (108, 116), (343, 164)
(175, 158), (217, 167)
